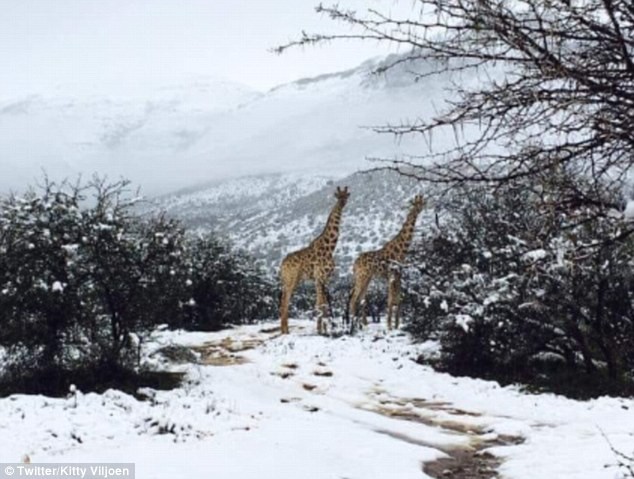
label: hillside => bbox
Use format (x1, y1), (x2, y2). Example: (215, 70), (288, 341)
(151, 169), (432, 273)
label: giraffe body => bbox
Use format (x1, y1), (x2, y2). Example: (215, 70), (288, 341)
(348, 195), (425, 330)
(279, 186), (350, 334)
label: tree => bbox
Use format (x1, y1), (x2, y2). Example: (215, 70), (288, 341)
(0, 176), (276, 396)
(177, 236), (276, 331)
(0, 178), (188, 394)
(403, 172), (634, 397)
(278, 4), (634, 395)
(277, 0), (634, 236)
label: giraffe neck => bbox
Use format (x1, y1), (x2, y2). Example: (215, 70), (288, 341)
(312, 201), (344, 254)
(383, 206), (420, 259)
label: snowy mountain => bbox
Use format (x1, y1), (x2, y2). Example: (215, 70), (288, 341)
(1, 53), (460, 270)
(150, 169), (432, 274)
(0, 78), (261, 194)
(0, 54), (457, 195)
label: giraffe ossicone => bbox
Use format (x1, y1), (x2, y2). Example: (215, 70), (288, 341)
(279, 186), (350, 335)
(348, 194), (425, 331)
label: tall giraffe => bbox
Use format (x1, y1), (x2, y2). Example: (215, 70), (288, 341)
(279, 186), (350, 335)
(348, 195), (425, 330)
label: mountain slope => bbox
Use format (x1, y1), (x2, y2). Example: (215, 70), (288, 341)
(151, 169), (430, 274)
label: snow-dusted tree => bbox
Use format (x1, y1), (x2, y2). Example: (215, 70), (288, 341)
(0, 178), (188, 393)
(0, 177), (277, 395)
(79, 179), (188, 369)
(177, 236), (275, 331)
(0, 179), (89, 390)
(278, 0), (634, 235)
(404, 172), (634, 396)
(278, 1), (634, 395)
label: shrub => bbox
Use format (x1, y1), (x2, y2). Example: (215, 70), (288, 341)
(0, 179), (188, 394)
(177, 236), (276, 331)
(405, 173), (634, 398)
(0, 177), (275, 395)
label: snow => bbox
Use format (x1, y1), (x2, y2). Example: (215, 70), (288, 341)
(523, 249), (548, 261)
(455, 314), (473, 332)
(625, 200), (634, 221)
(1, 321), (633, 479)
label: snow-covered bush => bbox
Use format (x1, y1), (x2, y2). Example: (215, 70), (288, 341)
(176, 236), (275, 331)
(0, 178), (188, 394)
(405, 172), (634, 397)
(0, 177), (274, 395)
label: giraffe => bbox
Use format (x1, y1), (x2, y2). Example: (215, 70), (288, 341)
(279, 186), (350, 335)
(348, 195), (425, 331)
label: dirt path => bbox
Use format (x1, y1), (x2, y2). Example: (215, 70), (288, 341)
(172, 324), (524, 479)
(360, 392), (523, 479)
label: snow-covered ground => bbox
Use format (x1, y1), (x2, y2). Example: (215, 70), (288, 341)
(1, 320), (633, 479)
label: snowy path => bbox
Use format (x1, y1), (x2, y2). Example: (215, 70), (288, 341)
(1, 320), (633, 479)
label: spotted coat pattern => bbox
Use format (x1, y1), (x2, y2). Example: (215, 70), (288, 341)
(348, 195), (425, 330)
(279, 186), (350, 334)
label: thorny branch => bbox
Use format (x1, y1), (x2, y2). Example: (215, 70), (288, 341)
(277, 0), (634, 235)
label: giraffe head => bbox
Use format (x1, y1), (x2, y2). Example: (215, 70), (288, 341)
(334, 186), (350, 206)
(410, 194), (425, 215)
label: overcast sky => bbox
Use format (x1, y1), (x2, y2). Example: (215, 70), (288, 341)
(0, 0), (404, 95)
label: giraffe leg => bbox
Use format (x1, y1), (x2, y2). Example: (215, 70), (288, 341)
(386, 286), (393, 331)
(280, 266), (300, 335)
(387, 273), (402, 331)
(315, 279), (328, 335)
(349, 274), (372, 330)
(280, 286), (293, 335)
(394, 275), (402, 329)
(360, 296), (369, 327)
(348, 285), (360, 326)
(359, 276), (372, 328)
(325, 286), (337, 333)
(348, 261), (362, 327)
